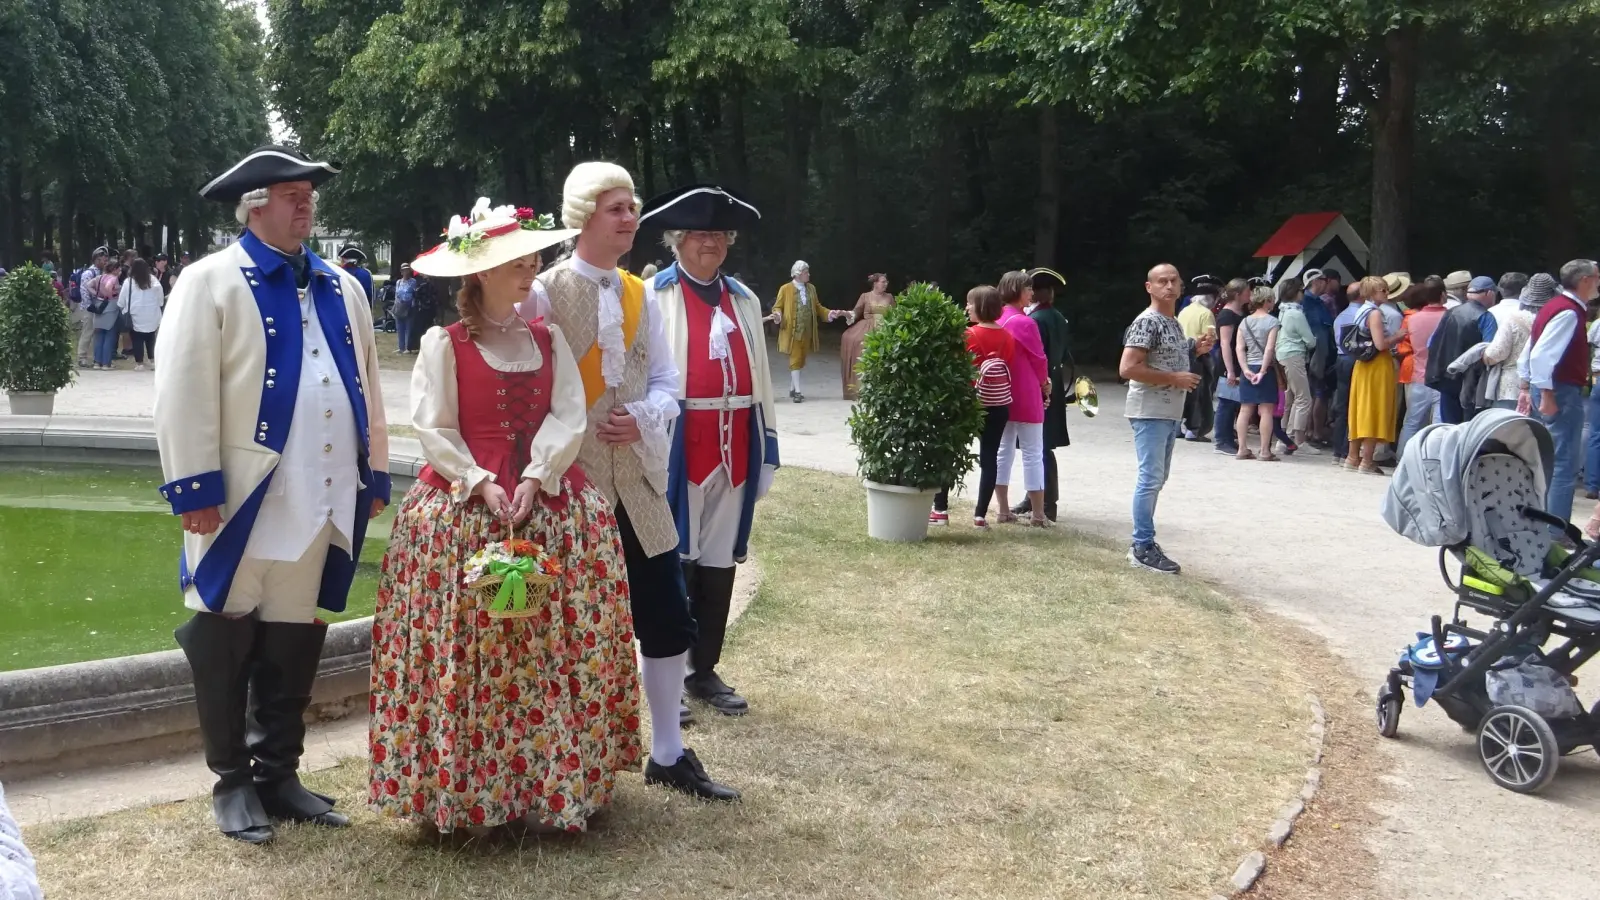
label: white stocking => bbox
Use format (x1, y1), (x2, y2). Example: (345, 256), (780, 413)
(639, 651), (687, 766)
(790, 370), (801, 393)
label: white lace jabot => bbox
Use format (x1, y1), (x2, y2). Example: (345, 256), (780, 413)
(571, 254), (626, 388)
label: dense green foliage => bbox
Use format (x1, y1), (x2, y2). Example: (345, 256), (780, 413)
(264, 0), (1600, 362)
(0, 0), (267, 268)
(0, 263), (72, 393)
(849, 283), (983, 490)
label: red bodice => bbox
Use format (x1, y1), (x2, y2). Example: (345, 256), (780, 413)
(683, 284), (752, 487)
(420, 321), (582, 495)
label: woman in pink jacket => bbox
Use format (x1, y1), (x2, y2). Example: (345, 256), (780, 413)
(993, 270), (1051, 526)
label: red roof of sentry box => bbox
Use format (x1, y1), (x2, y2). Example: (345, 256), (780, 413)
(1254, 212), (1341, 257)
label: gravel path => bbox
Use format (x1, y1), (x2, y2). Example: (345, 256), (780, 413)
(8, 341), (1599, 899)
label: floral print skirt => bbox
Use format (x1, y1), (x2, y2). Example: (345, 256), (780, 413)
(368, 477), (642, 832)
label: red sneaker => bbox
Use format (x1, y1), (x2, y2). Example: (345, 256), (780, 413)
(928, 510), (949, 526)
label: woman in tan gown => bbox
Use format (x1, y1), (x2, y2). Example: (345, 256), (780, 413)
(840, 273), (896, 400)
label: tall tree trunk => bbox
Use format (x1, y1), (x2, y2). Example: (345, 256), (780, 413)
(1034, 105), (1061, 267)
(501, 147), (528, 201)
(838, 124), (861, 284)
(4, 169), (22, 267)
(614, 107), (635, 166)
(1292, 40), (1342, 169)
(1541, 60), (1579, 268)
(667, 102), (697, 186)
(722, 86), (749, 189)
(30, 183), (46, 262)
(782, 92), (812, 262)
(389, 218), (421, 282)
(1369, 22), (1420, 274)
(931, 122), (957, 288)
(638, 107), (657, 204)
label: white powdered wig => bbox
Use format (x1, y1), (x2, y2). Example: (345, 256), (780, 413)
(790, 260), (810, 278)
(561, 162), (638, 230)
(661, 229), (738, 258)
(234, 188), (319, 225)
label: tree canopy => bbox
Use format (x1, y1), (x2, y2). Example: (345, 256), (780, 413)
(0, 0), (268, 268)
(4, 0), (1599, 361)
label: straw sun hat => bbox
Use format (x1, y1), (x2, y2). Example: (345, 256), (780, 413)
(412, 197), (578, 278)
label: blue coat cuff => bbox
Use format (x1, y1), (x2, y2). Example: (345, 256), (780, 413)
(370, 470), (393, 506)
(160, 471), (225, 515)
(764, 429), (780, 469)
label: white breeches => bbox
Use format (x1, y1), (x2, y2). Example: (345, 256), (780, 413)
(682, 468), (746, 569)
(185, 522), (333, 623)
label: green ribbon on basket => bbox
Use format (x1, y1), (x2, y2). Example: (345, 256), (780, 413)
(488, 558), (536, 613)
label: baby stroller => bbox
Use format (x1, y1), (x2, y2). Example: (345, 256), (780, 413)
(1379, 409), (1600, 793)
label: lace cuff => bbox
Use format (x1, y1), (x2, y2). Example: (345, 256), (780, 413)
(624, 399), (671, 491)
(448, 466), (495, 505)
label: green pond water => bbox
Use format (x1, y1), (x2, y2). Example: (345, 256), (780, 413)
(0, 463), (392, 672)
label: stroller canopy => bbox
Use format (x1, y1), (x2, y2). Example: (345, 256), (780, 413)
(1382, 410), (1555, 548)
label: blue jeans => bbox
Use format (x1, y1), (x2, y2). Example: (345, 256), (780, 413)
(1535, 384), (1585, 525)
(93, 327), (119, 366)
(1585, 389), (1600, 493)
(1214, 396), (1240, 450)
(1130, 417), (1181, 547)
(396, 315), (412, 352)
(1399, 382), (1439, 459)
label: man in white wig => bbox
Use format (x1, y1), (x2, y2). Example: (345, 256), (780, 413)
(153, 143), (391, 843)
(772, 259), (841, 401)
(521, 162), (740, 801)
(638, 183), (778, 719)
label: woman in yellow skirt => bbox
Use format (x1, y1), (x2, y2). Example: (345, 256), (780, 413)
(1346, 275), (1399, 473)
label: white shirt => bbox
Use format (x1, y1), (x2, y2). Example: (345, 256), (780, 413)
(1518, 290), (1584, 390)
(792, 280), (809, 306)
(245, 289), (360, 561)
(117, 279), (164, 332)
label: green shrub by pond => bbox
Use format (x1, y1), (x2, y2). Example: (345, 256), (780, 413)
(0, 464), (389, 671)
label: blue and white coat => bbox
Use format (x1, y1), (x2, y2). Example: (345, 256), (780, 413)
(152, 229), (391, 613)
(650, 263), (779, 565)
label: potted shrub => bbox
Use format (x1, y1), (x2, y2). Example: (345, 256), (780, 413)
(0, 263), (75, 416)
(848, 282), (985, 541)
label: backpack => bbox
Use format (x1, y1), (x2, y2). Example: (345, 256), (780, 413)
(1340, 305), (1380, 362)
(68, 268), (85, 304)
(976, 355), (1013, 407)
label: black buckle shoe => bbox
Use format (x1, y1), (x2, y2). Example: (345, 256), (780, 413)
(686, 671), (749, 716)
(644, 748), (741, 802)
(224, 824), (276, 844)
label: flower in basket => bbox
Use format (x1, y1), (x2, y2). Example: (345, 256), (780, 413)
(463, 537), (562, 617)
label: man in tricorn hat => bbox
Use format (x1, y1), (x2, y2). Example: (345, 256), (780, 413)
(337, 243), (375, 308)
(638, 184), (778, 719)
(153, 144), (391, 843)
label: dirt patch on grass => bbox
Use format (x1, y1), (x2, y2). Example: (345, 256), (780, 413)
(28, 469), (1329, 900)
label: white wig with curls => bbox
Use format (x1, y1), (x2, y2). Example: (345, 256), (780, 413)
(234, 187), (319, 226)
(561, 162), (638, 229)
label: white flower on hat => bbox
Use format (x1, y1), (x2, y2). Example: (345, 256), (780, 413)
(446, 216), (470, 240)
(492, 204), (517, 219)
(470, 196), (493, 223)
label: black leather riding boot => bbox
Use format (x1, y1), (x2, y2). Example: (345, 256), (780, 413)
(174, 613), (274, 843)
(247, 620), (348, 827)
(1043, 450), (1059, 522)
(685, 566), (748, 714)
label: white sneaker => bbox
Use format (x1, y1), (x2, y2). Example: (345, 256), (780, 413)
(134, 364), (146, 371)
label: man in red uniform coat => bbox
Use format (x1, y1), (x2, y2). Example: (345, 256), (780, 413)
(640, 184), (779, 718)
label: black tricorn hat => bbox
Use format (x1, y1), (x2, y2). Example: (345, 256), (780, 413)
(199, 144), (341, 202)
(638, 184), (761, 231)
(338, 245), (366, 264)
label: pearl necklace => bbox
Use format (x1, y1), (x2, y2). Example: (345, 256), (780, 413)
(484, 309), (520, 333)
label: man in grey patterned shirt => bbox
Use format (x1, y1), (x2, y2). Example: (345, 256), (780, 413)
(1119, 263), (1214, 574)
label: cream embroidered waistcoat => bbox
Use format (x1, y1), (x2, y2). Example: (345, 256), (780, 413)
(539, 262), (679, 557)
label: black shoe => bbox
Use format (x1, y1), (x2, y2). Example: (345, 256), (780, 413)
(680, 699), (695, 727)
(224, 824), (276, 844)
(644, 748), (741, 802)
(794, 392), (805, 403)
(1215, 443), (1239, 455)
(1128, 542), (1181, 575)
(1587, 490), (1598, 501)
(685, 670), (749, 716)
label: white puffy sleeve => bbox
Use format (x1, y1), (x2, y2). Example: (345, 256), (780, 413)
(522, 324), (587, 495)
(411, 327), (494, 502)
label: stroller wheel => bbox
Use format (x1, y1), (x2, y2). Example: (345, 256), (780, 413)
(1477, 705), (1560, 794)
(1376, 690), (1402, 738)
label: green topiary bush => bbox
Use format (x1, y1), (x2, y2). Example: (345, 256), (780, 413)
(0, 264), (75, 394)
(848, 282), (985, 490)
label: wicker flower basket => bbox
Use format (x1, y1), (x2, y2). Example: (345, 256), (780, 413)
(462, 530), (562, 619)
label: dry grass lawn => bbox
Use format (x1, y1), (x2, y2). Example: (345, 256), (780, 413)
(28, 468), (1319, 900)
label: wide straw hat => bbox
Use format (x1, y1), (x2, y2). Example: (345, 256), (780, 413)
(412, 197), (578, 278)
(1383, 271), (1413, 298)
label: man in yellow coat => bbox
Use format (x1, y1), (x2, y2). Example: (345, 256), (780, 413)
(772, 260), (841, 402)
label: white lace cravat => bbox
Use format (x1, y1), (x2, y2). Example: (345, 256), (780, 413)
(571, 255), (626, 388)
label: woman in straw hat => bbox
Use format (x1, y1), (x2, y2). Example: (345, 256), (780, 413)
(369, 199), (643, 836)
